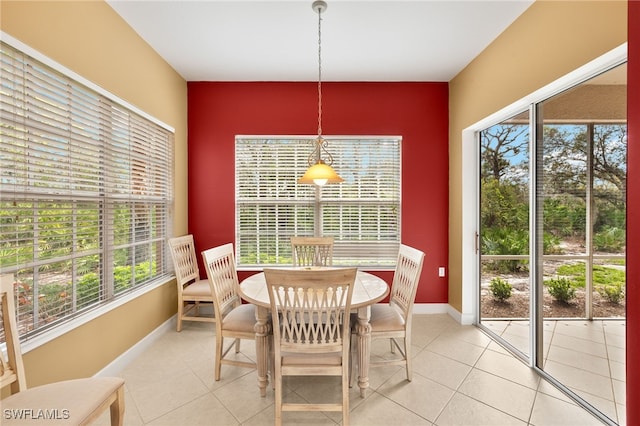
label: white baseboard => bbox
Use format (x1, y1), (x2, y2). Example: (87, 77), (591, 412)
(412, 303), (449, 315)
(95, 315), (176, 377)
(444, 305), (475, 325)
(412, 303), (475, 325)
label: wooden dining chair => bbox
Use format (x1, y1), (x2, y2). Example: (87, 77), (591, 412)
(0, 274), (125, 425)
(290, 236), (334, 267)
(264, 267), (357, 426)
(168, 235), (215, 331)
(201, 243), (257, 381)
(362, 244), (425, 381)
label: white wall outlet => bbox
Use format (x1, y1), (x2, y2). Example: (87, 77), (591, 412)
(438, 267), (446, 277)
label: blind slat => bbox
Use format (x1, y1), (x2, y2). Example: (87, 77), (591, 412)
(0, 40), (174, 340)
(235, 137), (401, 267)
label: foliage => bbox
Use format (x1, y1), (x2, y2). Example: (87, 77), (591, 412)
(545, 277), (576, 303)
(78, 272), (100, 307)
(489, 277), (512, 302)
(593, 226), (626, 252)
(481, 228), (528, 273)
(240, 251), (292, 266)
(480, 178), (571, 272)
(542, 232), (562, 255)
(543, 197), (586, 238)
(594, 203), (626, 232)
(37, 282), (72, 322)
(480, 178), (529, 230)
(480, 178), (530, 274)
(12, 260), (155, 330)
(480, 124), (529, 182)
(597, 283), (624, 304)
(593, 264), (626, 286)
(479, 123), (626, 275)
(481, 226), (560, 273)
(555, 263), (626, 288)
(78, 261), (153, 305)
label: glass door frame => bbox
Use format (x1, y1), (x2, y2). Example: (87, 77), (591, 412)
(461, 44), (627, 426)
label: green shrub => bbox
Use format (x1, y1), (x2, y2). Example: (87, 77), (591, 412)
(78, 272), (100, 308)
(481, 228), (529, 273)
(545, 277), (576, 303)
(489, 277), (512, 302)
(38, 282), (72, 322)
(593, 226), (625, 252)
(598, 283), (624, 304)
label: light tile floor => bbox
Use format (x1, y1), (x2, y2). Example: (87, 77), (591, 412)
(97, 314), (619, 425)
(483, 319), (626, 426)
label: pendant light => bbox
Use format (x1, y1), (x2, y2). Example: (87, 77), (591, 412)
(298, 0), (344, 186)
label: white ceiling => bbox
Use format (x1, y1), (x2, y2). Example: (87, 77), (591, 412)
(106, 0), (534, 82)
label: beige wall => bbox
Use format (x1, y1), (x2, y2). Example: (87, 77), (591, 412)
(448, 0), (628, 312)
(1, 1), (187, 386)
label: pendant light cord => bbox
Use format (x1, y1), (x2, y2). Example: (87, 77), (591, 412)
(317, 6), (323, 138)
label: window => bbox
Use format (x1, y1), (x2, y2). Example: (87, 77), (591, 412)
(0, 38), (174, 340)
(235, 136), (401, 268)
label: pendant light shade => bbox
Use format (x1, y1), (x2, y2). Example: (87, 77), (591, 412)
(299, 0), (343, 186)
(298, 148), (344, 186)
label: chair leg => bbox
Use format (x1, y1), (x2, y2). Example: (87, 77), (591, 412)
(390, 337), (395, 354)
(109, 386), (125, 426)
(274, 364), (282, 426)
(177, 303), (184, 332)
(342, 364), (350, 426)
(234, 337), (241, 353)
(215, 334), (223, 381)
(404, 337), (412, 382)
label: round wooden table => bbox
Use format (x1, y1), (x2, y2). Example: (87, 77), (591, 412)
(239, 268), (389, 398)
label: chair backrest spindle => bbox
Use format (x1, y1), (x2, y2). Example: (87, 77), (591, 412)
(265, 268), (356, 354)
(291, 236), (334, 267)
(168, 235), (201, 286)
(202, 243), (242, 316)
(390, 244), (425, 319)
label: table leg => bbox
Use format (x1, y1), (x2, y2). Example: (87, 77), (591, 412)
(355, 306), (372, 398)
(254, 305), (270, 397)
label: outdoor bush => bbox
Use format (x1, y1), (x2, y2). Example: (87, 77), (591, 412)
(545, 277), (576, 303)
(598, 283), (624, 304)
(114, 265), (132, 292)
(593, 226), (625, 252)
(543, 197), (586, 238)
(481, 228), (529, 273)
(489, 277), (512, 302)
(38, 282), (72, 322)
(78, 272), (100, 308)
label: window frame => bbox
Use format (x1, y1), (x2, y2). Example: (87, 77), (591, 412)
(0, 33), (174, 345)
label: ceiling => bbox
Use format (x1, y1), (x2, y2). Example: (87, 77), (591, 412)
(106, 0), (534, 82)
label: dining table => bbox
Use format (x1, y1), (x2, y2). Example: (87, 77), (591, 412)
(239, 267), (390, 398)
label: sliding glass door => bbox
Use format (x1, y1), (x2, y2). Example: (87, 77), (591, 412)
(479, 110), (531, 360)
(478, 63), (627, 425)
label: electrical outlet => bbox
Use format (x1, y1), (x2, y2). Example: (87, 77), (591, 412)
(438, 267), (446, 277)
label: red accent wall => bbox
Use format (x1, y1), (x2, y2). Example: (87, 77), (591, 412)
(187, 82), (449, 303)
(627, 1), (639, 424)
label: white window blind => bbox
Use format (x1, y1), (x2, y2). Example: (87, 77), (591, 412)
(0, 39), (174, 340)
(235, 136), (401, 268)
